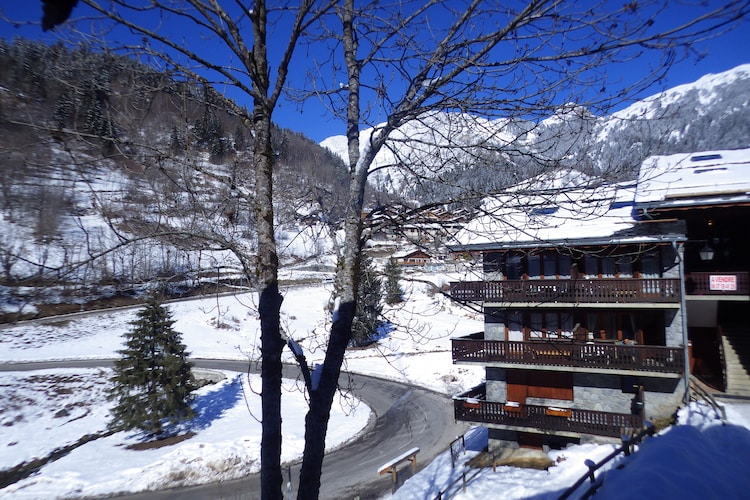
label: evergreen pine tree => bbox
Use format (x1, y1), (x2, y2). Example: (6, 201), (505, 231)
(53, 91), (75, 130)
(233, 123), (246, 151)
(210, 136), (229, 163)
(350, 254), (383, 347)
(169, 126), (184, 155)
(384, 258), (404, 305)
(108, 293), (196, 435)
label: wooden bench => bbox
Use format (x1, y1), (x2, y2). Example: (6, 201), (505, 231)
(378, 447), (420, 488)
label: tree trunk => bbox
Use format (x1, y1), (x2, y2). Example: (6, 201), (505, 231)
(251, 2), (284, 496)
(297, 3), (369, 497)
(256, 117), (285, 498)
(255, 103), (284, 499)
(297, 300), (356, 499)
(259, 282), (284, 499)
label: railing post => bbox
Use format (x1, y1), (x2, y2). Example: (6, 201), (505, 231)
(644, 420), (655, 436)
(621, 433), (632, 456)
(584, 459), (596, 483)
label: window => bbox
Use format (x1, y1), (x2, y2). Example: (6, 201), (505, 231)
(587, 313), (599, 336)
(584, 255), (599, 277)
(641, 251), (660, 277)
(527, 254), (541, 278)
(616, 256), (633, 277)
(558, 254), (571, 278)
(506, 253), (522, 280)
(690, 153), (722, 162)
(508, 311), (524, 338)
(601, 257), (616, 277)
(530, 312), (544, 336)
(561, 314), (574, 333)
(544, 312), (559, 332)
(543, 251), (557, 277)
(483, 252), (502, 273)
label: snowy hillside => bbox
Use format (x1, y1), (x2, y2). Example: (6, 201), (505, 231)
(610, 64), (750, 122)
(0, 39), (349, 319)
(321, 111), (523, 197)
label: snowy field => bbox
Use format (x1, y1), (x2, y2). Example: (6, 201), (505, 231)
(1, 273), (750, 499)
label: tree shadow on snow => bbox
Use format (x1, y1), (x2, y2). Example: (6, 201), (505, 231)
(133, 374), (244, 442)
(186, 374), (244, 431)
(376, 322), (396, 341)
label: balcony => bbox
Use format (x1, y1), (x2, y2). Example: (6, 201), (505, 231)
(685, 271), (749, 296)
(450, 278), (680, 304)
(452, 334), (685, 375)
(454, 386), (643, 438)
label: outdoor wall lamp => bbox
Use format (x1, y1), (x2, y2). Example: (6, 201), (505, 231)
(699, 243), (715, 261)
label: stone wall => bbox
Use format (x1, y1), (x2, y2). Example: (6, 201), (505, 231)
(485, 307), (506, 341)
(486, 367), (506, 402)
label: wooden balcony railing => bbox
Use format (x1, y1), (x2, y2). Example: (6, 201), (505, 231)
(450, 278), (680, 304)
(685, 272), (749, 296)
(452, 336), (684, 374)
(453, 398), (643, 438)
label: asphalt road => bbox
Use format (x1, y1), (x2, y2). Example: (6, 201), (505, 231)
(1, 359), (470, 499)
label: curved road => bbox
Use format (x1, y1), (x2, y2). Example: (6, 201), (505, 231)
(1, 359), (469, 499)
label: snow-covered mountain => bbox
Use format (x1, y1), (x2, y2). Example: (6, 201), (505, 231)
(321, 64), (750, 202)
(322, 111), (531, 201)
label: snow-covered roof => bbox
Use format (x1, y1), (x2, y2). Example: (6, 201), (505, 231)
(635, 148), (750, 210)
(451, 148), (750, 251)
(450, 180), (682, 251)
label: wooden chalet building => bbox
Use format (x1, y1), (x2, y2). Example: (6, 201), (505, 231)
(394, 249), (432, 267)
(447, 149), (750, 451)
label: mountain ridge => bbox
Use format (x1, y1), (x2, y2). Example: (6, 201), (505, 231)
(320, 64), (750, 202)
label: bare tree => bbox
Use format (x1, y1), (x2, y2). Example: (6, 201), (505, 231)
(294, 1), (749, 497)
(15, 1), (326, 496)
(7, 1), (749, 498)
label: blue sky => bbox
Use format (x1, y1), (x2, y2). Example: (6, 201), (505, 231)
(1, 2), (749, 143)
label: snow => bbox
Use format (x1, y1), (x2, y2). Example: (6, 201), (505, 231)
(0, 276), (482, 498)
(450, 146), (750, 251)
(635, 147), (750, 206)
(451, 182), (640, 248)
(0, 368), (368, 499)
(2, 275), (749, 499)
(596, 64), (750, 143)
(613, 64), (750, 122)
(389, 400), (750, 500)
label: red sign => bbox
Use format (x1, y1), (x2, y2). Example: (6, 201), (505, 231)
(709, 275), (737, 291)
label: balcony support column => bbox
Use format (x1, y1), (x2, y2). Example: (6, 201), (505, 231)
(674, 241), (690, 404)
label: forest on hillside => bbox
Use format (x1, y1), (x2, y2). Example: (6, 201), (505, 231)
(0, 39), (354, 314)
(0, 39), (353, 262)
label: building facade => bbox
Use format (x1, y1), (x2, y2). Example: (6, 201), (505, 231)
(448, 149), (750, 451)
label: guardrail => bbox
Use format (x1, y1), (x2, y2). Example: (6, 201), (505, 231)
(434, 422), (655, 500)
(450, 278), (680, 304)
(378, 447), (420, 493)
(454, 399), (643, 438)
(689, 376), (727, 421)
(685, 271), (749, 296)
(452, 337), (685, 374)
(558, 422), (656, 499)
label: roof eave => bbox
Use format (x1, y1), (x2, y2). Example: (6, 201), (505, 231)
(447, 232), (685, 253)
